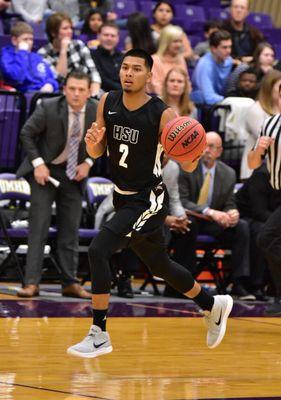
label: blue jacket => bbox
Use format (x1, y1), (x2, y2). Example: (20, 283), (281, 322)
(0, 45), (59, 93)
(191, 51), (233, 105)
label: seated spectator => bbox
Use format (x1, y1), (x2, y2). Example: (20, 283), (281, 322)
(148, 25), (189, 96)
(151, 1), (194, 61)
(227, 42), (281, 94)
(91, 22), (122, 92)
(38, 12), (101, 96)
(227, 67), (258, 98)
(10, 0), (48, 24)
(0, 22), (58, 93)
(0, 0), (10, 12)
(236, 163), (281, 299)
(80, 9), (104, 49)
(48, 0), (80, 25)
(162, 67), (197, 119)
(191, 30), (233, 105)
(240, 70), (281, 180)
(179, 131), (254, 300)
(194, 19), (223, 58)
(125, 12), (156, 55)
(222, 0), (264, 65)
(0, 0), (11, 33)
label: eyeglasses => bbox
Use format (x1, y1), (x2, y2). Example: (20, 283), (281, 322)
(206, 144), (222, 150)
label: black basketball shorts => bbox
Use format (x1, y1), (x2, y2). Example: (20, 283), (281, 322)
(103, 183), (169, 238)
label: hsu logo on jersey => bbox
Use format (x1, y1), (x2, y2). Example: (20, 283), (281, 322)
(113, 125), (139, 144)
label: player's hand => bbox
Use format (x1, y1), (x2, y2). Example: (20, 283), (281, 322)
(165, 215), (190, 234)
(85, 122), (106, 146)
(74, 162), (91, 181)
(34, 164), (50, 186)
(256, 136), (274, 155)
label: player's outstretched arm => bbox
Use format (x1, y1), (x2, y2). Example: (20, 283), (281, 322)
(85, 93), (108, 159)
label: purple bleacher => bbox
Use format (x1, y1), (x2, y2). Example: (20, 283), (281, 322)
(0, 18), (4, 35)
(263, 28), (281, 46)
(188, 34), (203, 47)
(30, 22), (47, 39)
(113, 0), (138, 18)
(174, 4), (206, 32)
(138, 1), (156, 21)
(246, 12), (273, 29)
(0, 91), (26, 172)
(32, 38), (48, 52)
(117, 29), (128, 51)
(207, 7), (229, 20)
(0, 34), (10, 48)
(274, 44), (281, 59)
(86, 177), (114, 206)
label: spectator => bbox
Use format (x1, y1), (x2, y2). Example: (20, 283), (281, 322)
(240, 70), (281, 180)
(151, 1), (193, 61)
(80, 9), (104, 49)
(16, 70), (97, 299)
(125, 12), (156, 55)
(194, 19), (223, 58)
(0, 22), (58, 93)
(179, 131), (254, 300)
(38, 13), (101, 96)
(0, 0), (10, 11)
(236, 163), (281, 300)
(227, 67), (258, 98)
(0, 0), (11, 34)
(162, 67), (197, 119)
(10, 0), (48, 24)
(91, 22), (122, 92)
(191, 30), (233, 105)
(48, 0), (80, 25)
(222, 0), (264, 64)
(148, 24), (189, 96)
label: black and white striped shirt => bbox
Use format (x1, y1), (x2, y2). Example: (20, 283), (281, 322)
(257, 114), (281, 190)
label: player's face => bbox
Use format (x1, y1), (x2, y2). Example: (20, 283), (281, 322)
(58, 20), (73, 41)
(64, 77), (91, 110)
(119, 56), (151, 93)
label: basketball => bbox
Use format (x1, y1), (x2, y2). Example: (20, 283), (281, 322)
(161, 116), (207, 162)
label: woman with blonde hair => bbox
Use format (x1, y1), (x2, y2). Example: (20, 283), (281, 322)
(241, 69), (281, 179)
(162, 67), (197, 118)
(148, 24), (189, 95)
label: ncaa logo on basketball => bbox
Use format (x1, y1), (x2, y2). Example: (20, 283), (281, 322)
(182, 130), (199, 148)
(167, 120), (192, 142)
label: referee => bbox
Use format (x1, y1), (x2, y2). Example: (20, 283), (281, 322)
(248, 112), (281, 315)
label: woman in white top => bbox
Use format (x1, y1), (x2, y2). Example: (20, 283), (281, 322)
(240, 69), (281, 179)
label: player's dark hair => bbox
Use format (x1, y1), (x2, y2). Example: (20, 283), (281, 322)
(122, 49), (153, 71)
(64, 69), (91, 87)
(209, 29), (231, 47)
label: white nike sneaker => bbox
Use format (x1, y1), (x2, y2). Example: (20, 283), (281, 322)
(204, 295), (233, 349)
(67, 325), (113, 358)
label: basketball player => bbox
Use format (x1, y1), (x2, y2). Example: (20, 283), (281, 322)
(67, 49), (233, 358)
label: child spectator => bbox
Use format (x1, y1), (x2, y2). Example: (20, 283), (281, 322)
(80, 9), (104, 49)
(0, 22), (58, 93)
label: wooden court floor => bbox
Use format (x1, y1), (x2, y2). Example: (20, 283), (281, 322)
(0, 316), (280, 400)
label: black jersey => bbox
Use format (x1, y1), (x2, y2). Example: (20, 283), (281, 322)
(103, 90), (168, 192)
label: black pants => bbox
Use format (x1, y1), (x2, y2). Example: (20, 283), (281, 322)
(257, 204), (281, 297)
(88, 187), (195, 294)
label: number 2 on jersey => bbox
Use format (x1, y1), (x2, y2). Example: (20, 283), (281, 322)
(119, 144), (129, 168)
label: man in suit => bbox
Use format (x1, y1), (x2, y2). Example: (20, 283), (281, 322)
(179, 131), (254, 300)
(16, 70), (97, 298)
